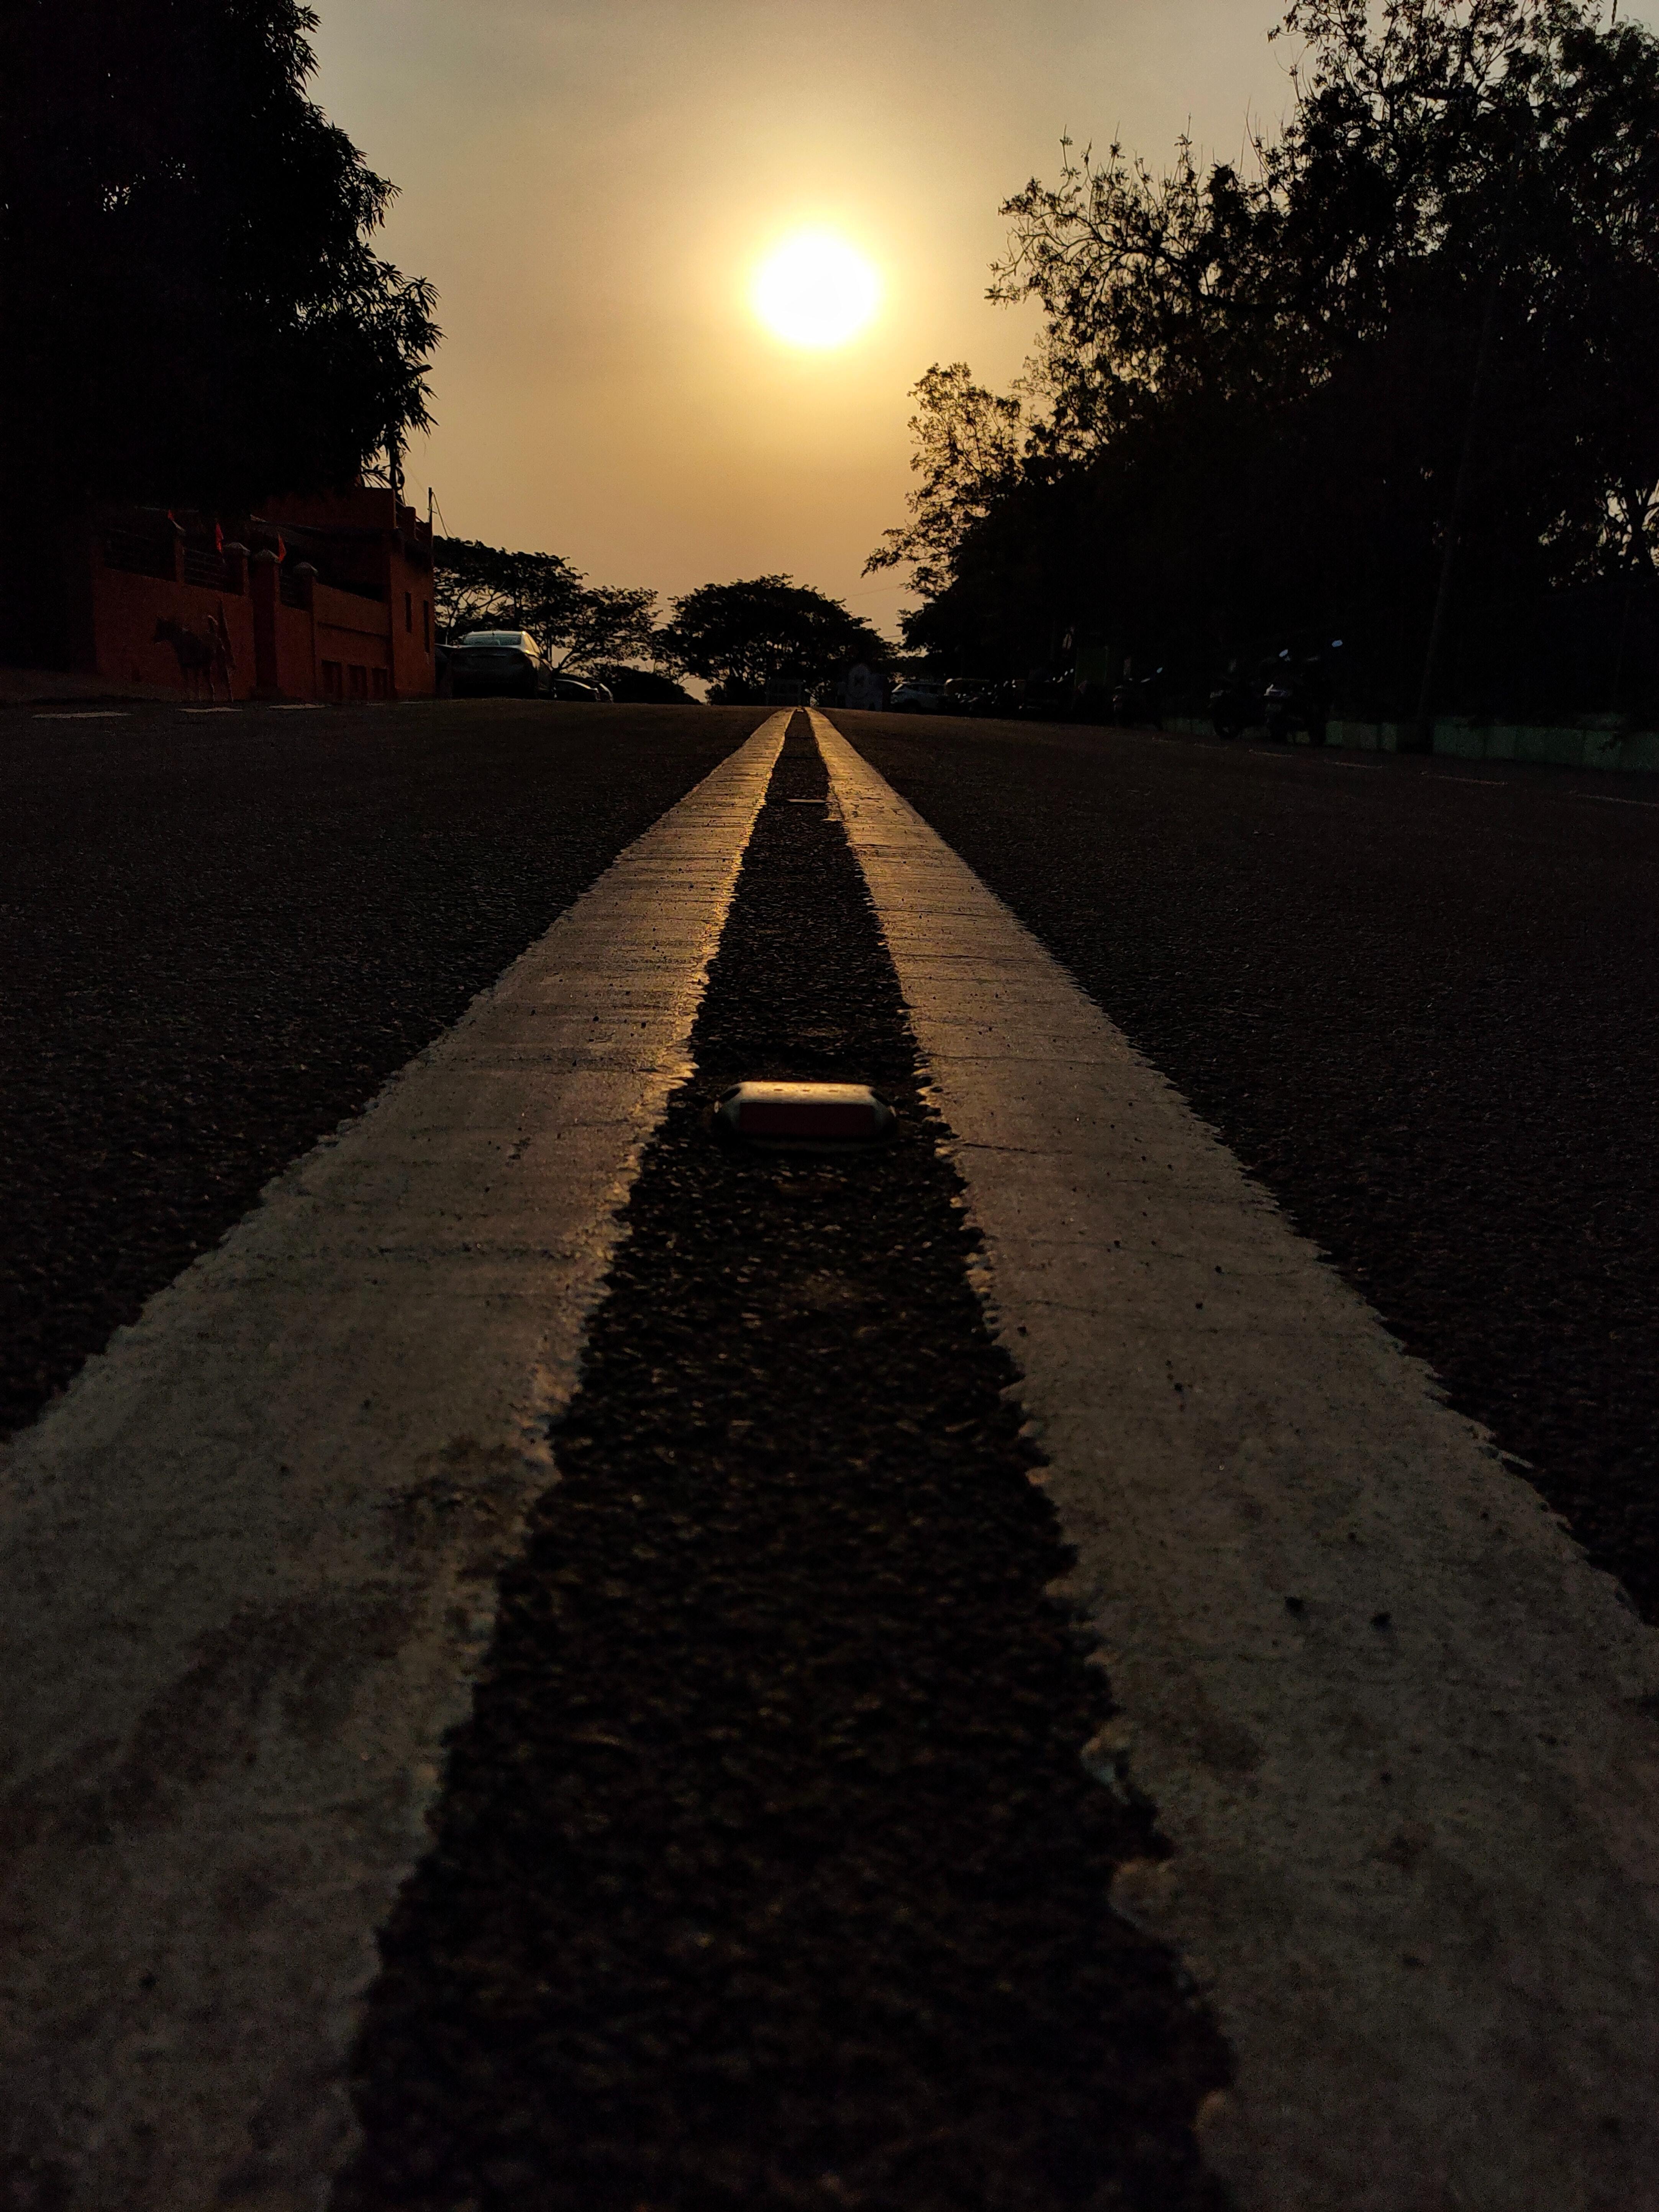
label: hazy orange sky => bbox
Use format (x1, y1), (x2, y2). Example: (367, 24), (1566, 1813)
(313, 0), (1652, 642)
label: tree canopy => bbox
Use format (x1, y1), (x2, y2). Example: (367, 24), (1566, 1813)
(435, 539), (582, 647)
(435, 554), (893, 698)
(656, 577), (893, 701)
(875, 0), (1659, 720)
(0, 0), (438, 517)
(434, 538), (659, 674)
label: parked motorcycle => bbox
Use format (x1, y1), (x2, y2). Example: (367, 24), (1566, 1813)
(1069, 679), (1114, 725)
(1209, 661), (1254, 740)
(1111, 665), (1164, 728)
(1013, 672), (1077, 724)
(1261, 643), (1339, 746)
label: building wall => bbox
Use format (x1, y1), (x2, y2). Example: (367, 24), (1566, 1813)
(264, 486), (437, 703)
(312, 580), (398, 702)
(91, 554), (259, 698)
(83, 487), (436, 703)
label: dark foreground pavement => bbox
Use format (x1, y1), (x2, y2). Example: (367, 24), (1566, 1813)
(842, 712), (1659, 1622)
(5, 704), (1655, 2207)
(0, 700), (765, 1436)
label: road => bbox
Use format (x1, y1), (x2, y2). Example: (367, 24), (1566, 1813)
(846, 710), (1659, 1623)
(2, 702), (1656, 2212)
(0, 700), (766, 1435)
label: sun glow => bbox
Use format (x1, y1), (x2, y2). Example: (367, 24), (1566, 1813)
(752, 230), (881, 349)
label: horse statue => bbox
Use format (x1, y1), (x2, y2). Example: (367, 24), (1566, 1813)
(154, 603), (236, 702)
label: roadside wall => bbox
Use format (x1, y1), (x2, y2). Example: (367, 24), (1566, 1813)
(312, 579), (396, 702)
(81, 491), (437, 704)
(92, 551), (259, 699)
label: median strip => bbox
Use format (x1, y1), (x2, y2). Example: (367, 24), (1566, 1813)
(336, 713), (1229, 2212)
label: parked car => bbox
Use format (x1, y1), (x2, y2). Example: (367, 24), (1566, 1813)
(449, 630), (548, 698)
(547, 674), (611, 702)
(890, 678), (949, 713)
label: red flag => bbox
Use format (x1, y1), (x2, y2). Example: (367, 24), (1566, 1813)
(214, 520), (224, 554)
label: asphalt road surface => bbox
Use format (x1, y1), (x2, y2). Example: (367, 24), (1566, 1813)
(846, 711), (1659, 1625)
(0, 700), (766, 1436)
(3, 699), (1657, 2210)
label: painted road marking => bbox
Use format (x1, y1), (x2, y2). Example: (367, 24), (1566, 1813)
(30, 710), (131, 719)
(1438, 774), (1659, 806)
(815, 710), (1659, 2212)
(0, 715), (788, 2212)
(1146, 731), (1658, 803)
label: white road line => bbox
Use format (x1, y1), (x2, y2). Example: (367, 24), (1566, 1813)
(1416, 773), (1659, 808)
(0, 714), (788, 2212)
(814, 712), (1659, 2212)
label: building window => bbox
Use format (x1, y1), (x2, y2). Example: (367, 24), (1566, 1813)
(322, 660), (344, 699)
(421, 600), (431, 653)
(350, 664), (369, 700)
(372, 667), (390, 701)
(404, 590), (413, 633)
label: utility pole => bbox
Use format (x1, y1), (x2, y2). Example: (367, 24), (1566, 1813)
(1411, 98), (1536, 754)
(1410, 265), (1504, 752)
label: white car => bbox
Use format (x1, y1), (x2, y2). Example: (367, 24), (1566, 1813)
(890, 678), (949, 713)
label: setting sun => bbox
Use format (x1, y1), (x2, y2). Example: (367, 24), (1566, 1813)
(751, 230), (881, 349)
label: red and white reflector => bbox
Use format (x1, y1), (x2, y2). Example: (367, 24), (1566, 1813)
(716, 1080), (894, 1144)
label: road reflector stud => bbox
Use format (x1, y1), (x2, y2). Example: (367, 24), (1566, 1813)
(715, 1080), (894, 1148)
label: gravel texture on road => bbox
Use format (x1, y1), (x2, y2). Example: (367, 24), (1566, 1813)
(336, 718), (1229, 2212)
(842, 715), (1659, 1622)
(0, 702), (761, 1437)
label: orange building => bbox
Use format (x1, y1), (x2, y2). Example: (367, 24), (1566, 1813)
(80, 484), (436, 702)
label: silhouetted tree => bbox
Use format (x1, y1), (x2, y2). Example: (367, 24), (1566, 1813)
(1, 0), (438, 655)
(434, 537), (659, 675)
(557, 584), (659, 674)
(875, 0), (1659, 718)
(657, 577), (892, 700)
(434, 538), (582, 646)
(865, 365), (1024, 597)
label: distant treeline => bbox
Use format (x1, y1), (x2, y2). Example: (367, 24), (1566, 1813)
(870, 0), (1659, 725)
(436, 544), (892, 700)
